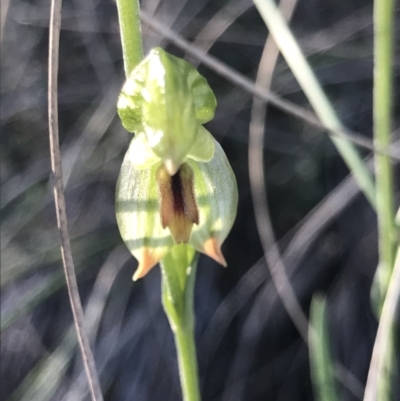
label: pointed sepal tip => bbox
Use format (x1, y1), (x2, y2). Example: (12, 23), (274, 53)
(203, 237), (227, 267)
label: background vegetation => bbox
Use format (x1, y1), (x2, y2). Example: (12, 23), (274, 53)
(1, 0), (399, 400)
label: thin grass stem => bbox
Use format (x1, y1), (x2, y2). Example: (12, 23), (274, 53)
(364, 243), (400, 401)
(249, 0), (310, 343)
(365, 0), (398, 396)
(253, 0), (376, 207)
(309, 295), (339, 401)
(371, 0), (397, 312)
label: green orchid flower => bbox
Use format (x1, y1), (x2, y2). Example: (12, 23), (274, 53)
(116, 47), (238, 280)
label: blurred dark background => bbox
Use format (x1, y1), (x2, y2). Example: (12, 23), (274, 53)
(1, 0), (399, 400)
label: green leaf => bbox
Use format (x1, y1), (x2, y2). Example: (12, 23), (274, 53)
(115, 137), (174, 280)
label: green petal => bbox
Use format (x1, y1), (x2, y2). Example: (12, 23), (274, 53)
(187, 126), (215, 163)
(188, 140), (238, 258)
(139, 48), (197, 173)
(129, 132), (161, 169)
(187, 64), (217, 124)
(117, 79), (145, 133)
(115, 137), (174, 279)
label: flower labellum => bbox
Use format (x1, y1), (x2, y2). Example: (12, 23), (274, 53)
(157, 163), (199, 244)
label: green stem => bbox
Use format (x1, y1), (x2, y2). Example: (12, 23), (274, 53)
(116, 0), (143, 77)
(364, 244), (400, 401)
(309, 295), (339, 401)
(372, 0), (397, 311)
(161, 245), (201, 401)
(369, 0), (397, 397)
(253, 0), (376, 208)
(174, 326), (201, 401)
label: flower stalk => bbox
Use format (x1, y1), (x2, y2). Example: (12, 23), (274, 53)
(116, 0), (143, 77)
(161, 246), (200, 401)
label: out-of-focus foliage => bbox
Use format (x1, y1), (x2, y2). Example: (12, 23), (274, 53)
(1, 0), (399, 400)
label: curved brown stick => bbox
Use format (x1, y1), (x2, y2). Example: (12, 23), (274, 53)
(48, 0), (103, 399)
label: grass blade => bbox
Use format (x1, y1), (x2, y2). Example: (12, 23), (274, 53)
(309, 294), (339, 401)
(253, 0), (376, 207)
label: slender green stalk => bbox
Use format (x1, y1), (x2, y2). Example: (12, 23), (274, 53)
(364, 243), (400, 401)
(371, 0), (397, 311)
(161, 245), (201, 401)
(116, 0), (143, 77)
(253, 0), (376, 208)
(309, 295), (339, 401)
(367, 0), (398, 395)
(174, 326), (201, 401)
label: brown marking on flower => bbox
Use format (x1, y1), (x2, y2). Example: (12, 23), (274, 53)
(157, 163), (199, 243)
(203, 237), (227, 266)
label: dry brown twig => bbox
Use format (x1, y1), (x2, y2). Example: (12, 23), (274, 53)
(48, 0), (103, 399)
